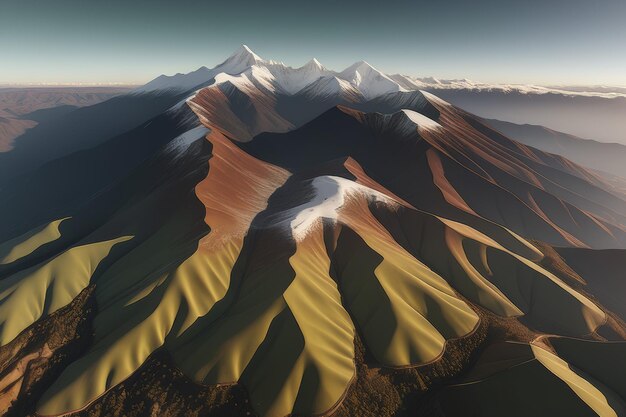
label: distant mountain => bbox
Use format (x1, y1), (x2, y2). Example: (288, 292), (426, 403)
(134, 45), (405, 100)
(0, 87), (132, 152)
(484, 118), (626, 180)
(1, 46), (625, 417)
(134, 45), (333, 94)
(0, 88), (187, 183)
(138, 48), (626, 100)
(0, 116), (36, 151)
(390, 76), (626, 99)
(428, 88), (626, 144)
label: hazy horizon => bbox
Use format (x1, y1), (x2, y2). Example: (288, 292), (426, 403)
(2, 0), (626, 86)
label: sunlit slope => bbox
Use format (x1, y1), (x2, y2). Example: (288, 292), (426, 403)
(363, 193), (604, 336)
(24, 142), (567, 416)
(0, 236), (132, 344)
(0, 217), (69, 265)
(37, 131), (290, 415)
(172, 227), (355, 417)
(35, 159), (481, 416)
(333, 203), (479, 366)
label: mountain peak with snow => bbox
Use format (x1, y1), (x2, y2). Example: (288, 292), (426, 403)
(134, 46), (626, 100)
(340, 60), (381, 76)
(339, 60), (405, 99)
(217, 44), (265, 73)
(303, 58), (325, 71)
(227, 44), (263, 63)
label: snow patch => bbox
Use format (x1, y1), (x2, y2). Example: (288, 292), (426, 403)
(339, 61), (405, 99)
(248, 65), (278, 92)
(401, 109), (443, 131)
(164, 125), (209, 155)
(276, 176), (395, 241)
(213, 72), (258, 94)
(302, 76), (361, 99)
(419, 90), (453, 107)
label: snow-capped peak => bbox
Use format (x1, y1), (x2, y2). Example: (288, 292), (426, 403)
(240, 44), (261, 59)
(217, 44), (265, 72)
(209, 55), (333, 95)
(303, 58), (325, 71)
(340, 60), (382, 77)
(300, 76), (362, 101)
(135, 46), (626, 100)
(339, 61), (405, 99)
(133, 45), (266, 94)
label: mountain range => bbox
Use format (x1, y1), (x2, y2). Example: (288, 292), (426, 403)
(483, 118), (626, 181)
(0, 46), (625, 417)
(0, 87), (132, 152)
(135, 45), (626, 144)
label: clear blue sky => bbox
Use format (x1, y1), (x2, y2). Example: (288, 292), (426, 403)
(2, 0), (626, 86)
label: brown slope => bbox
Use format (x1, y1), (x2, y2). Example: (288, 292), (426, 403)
(424, 95), (626, 225)
(349, 104), (626, 248)
(188, 81), (294, 141)
(483, 117), (626, 181)
(238, 103), (626, 249)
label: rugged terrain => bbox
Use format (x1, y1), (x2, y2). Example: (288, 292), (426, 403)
(0, 47), (625, 417)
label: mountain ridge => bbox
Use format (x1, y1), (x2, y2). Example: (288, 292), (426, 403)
(483, 117), (626, 180)
(136, 45), (626, 100)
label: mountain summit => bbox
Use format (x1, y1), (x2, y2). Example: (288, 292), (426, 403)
(218, 44), (265, 72)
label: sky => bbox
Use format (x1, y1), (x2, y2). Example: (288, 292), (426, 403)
(2, 0), (626, 86)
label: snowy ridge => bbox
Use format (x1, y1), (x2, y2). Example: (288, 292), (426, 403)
(135, 45), (404, 99)
(339, 61), (406, 99)
(135, 45), (626, 100)
(206, 56), (405, 99)
(164, 125), (209, 156)
(134, 45), (266, 93)
(401, 109), (443, 132)
(359, 108), (444, 139)
(299, 76), (362, 100)
(268, 176), (396, 241)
